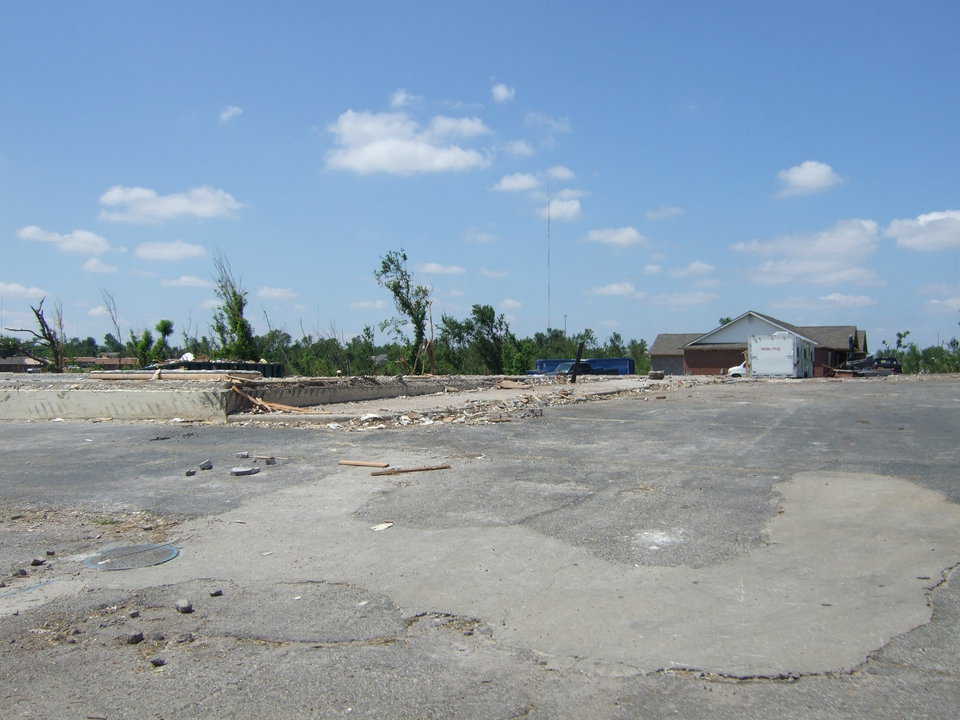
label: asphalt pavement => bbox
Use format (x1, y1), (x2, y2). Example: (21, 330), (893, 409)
(1, 377), (959, 719)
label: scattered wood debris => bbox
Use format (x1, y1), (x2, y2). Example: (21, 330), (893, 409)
(231, 385), (318, 414)
(370, 464), (452, 476)
(339, 460), (391, 468)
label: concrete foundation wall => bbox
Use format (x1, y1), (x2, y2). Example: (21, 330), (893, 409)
(0, 389), (232, 422)
(0, 375), (511, 421)
(250, 376), (494, 408)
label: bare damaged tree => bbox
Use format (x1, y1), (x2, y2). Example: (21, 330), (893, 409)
(100, 289), (122, 347)
(5, 297), (65, 372)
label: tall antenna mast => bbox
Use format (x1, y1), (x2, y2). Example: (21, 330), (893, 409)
(546, 182), (551, 332)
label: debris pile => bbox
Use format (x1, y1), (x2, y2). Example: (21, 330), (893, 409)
(337, 375), (719, 431)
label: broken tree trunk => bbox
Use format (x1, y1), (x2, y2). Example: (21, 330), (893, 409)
(5, 297), (65, 372)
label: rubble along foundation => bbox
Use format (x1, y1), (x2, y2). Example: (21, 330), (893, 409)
(0, 374), (540, 422)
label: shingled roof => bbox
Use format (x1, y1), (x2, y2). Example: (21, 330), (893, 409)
(796, 326), (860, 351)
(650, 333), (701, 356)
(651, 313), (867, 354)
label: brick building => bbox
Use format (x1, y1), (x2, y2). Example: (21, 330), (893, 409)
(651, 311), (867, 376)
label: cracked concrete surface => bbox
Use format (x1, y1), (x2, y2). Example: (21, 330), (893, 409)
(1, 377), (960, 718)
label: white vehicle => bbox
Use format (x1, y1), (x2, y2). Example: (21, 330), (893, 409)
(727, 362), (748, 377)
(748, 332), (814, 378)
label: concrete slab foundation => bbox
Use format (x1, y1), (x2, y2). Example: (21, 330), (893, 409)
(0, 387), (235, 422)
(0, 374), (547, 422)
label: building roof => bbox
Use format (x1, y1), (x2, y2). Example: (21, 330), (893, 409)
(650, 333), (701, 356)
(796, 326), (859, 350)
(0, 356), (41, 366)
(653, 312), (868, 353)
(686, 310), (819, 347)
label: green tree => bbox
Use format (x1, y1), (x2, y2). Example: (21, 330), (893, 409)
(719, 317), (733, 326)
(628, 338), (650, 373)
(374, 250), (431, 373)
(153, 319), (174, 361)
(467, 304), (512, 374)
(63, 336), (99, 358)
(605, 332), (626, 357)
(129, 329), (154, 368)
(211, 256), (258, 360)
(102, 333), (123, 353)
(0, 335), (25, 357)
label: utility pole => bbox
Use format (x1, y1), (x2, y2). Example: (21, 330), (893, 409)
(545, 181), (551, 332)
(563, 314), (567, 335)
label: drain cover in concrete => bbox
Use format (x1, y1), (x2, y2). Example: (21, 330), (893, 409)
(84, 544), (180, 571)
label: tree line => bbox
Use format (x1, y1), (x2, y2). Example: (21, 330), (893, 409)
(5, 251), (958, 376)
(2, 252), (650, 375)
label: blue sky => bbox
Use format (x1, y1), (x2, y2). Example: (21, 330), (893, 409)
(3, 1), (960, 349)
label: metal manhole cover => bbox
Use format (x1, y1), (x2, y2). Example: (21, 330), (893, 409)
(84, 544), (180, 571)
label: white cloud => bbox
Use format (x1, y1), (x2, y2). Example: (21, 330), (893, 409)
(504, 140), (534, 157)
(219, 105), (243, 124)
(671, 260), (715, 278)
(591, 282), (643, 298)
(99, 185), (242, 223)
(643, 264), (662, 275)
(500, 298), (522, 310)
(493, 173), (539, 192)
(645, 206), (685, 221)
(538, 198), (581, 222)
(772, 293), (878, 311)
(777, 160), (842, 197)
(18, 225), (111, 255)
(546, 165), (574, 181)
(491, 83), (516, 103)
(419, 262), (465, 275)
(350, 299), (387, 310)
(886, 210), (960, 251)
(258, 286), (298, 300)
(583, 227), (646, 247)
(464, 229), (497, 244)
(818, 293), (877, 307)
(87, 304), (110, 317)
(200, 298), (220, 310)
(928, 297), (960, 312)
(525, 112), (572, 134)
(480, 267), (508, 279)
(326, 110), (489, 175)
(82, 257), (117, 273)
(732, 218), (881, 286)
(389, 88), (420, 108)
(427, 115), (491, 139)
(0, 281), (47, 299)
(652, 291), (719, 307)
(134, 240), (206, 262)
(161, 275), (212, 288)
(919, 283), (960, 313)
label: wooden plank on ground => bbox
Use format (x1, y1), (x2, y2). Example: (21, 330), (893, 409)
(339, 460), (391, 468)
(370, 464), (451, 476)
